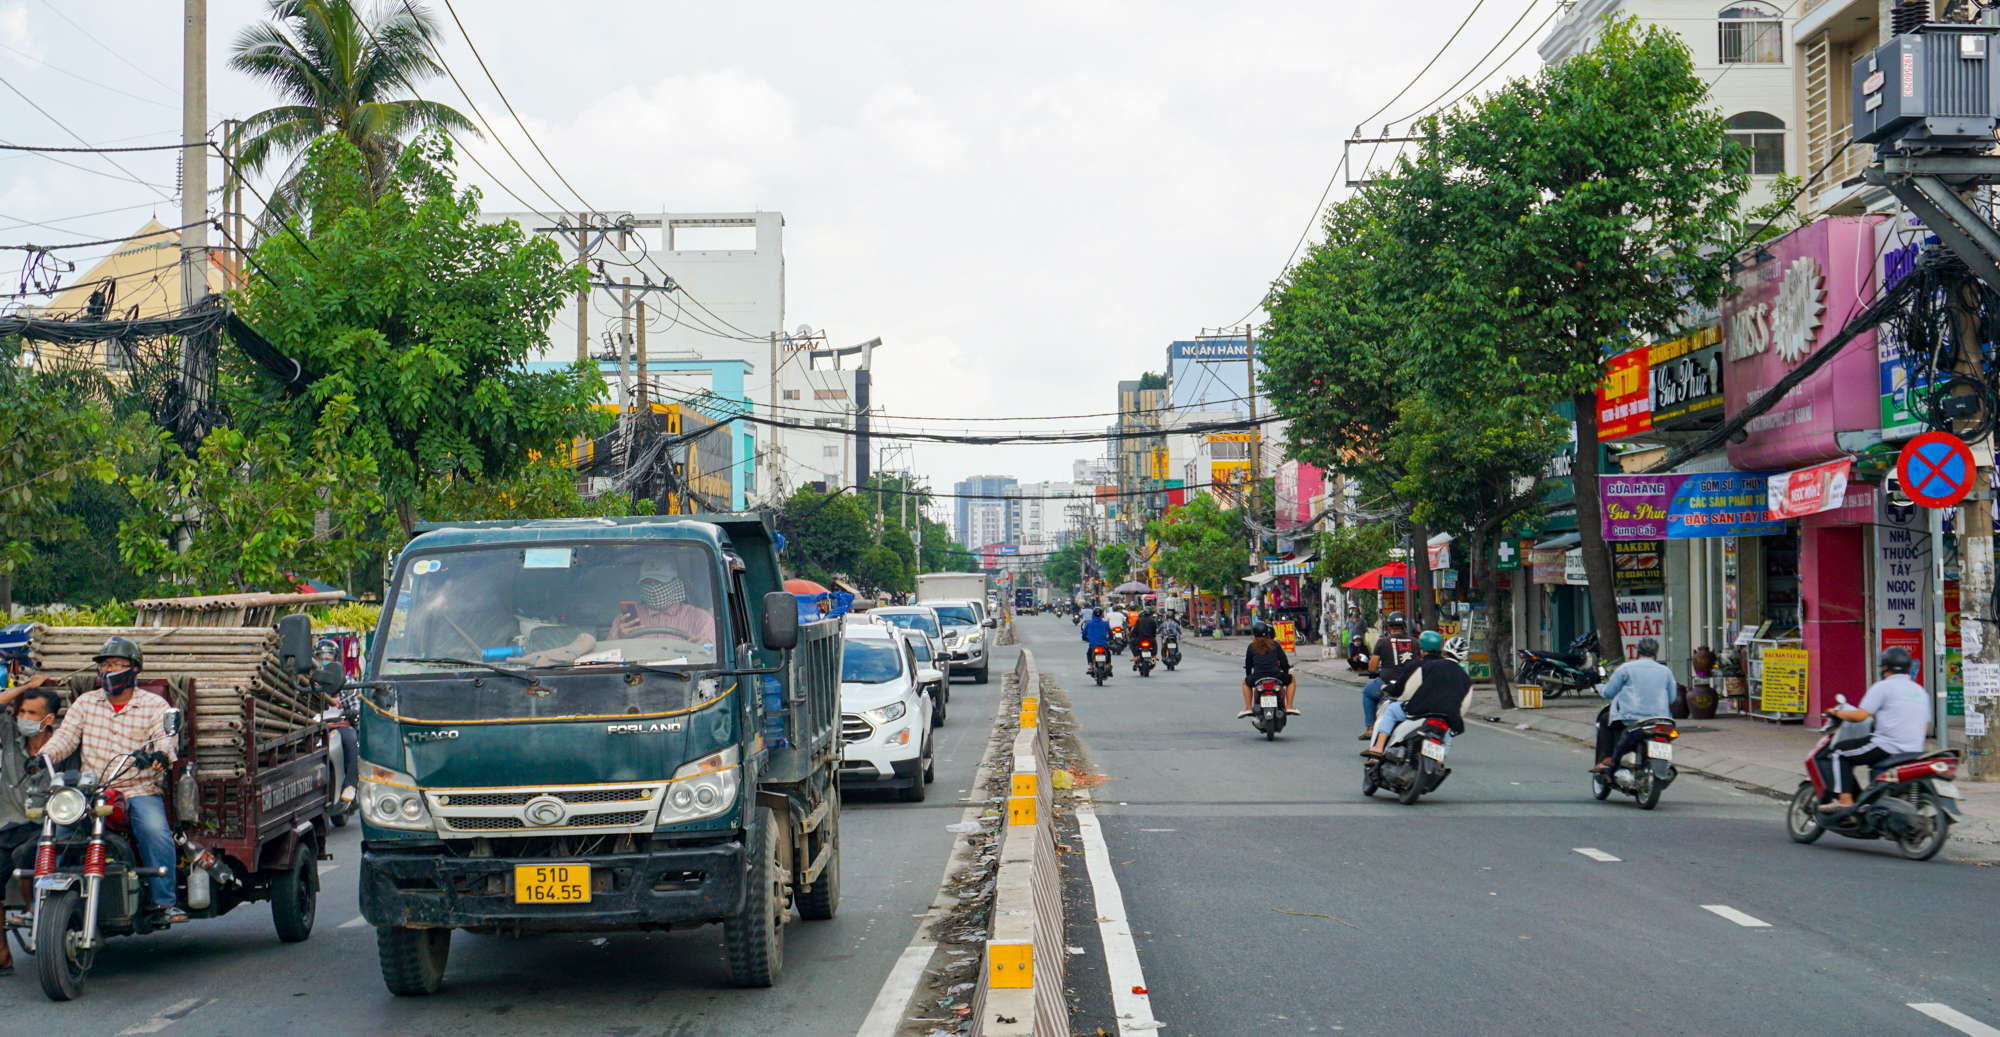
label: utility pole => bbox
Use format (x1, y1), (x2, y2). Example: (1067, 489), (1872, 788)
(1246, 323), (1263, 575)
(575, 212), (590, 363)
(180, 0), (207, 315)
(636, 295), (647, 409)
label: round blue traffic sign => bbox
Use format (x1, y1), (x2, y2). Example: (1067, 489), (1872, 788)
(1896, 431), (1976, 509)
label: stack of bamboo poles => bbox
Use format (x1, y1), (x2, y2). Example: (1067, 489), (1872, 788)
(25, 626), (322, 779)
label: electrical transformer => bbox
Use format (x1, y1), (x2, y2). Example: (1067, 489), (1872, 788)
(1852, 24), (2000, 152)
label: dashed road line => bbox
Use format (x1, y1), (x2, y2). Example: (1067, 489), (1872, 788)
(1077, 791), (1160, 1035)
(1701, 904), (1772, 928)
(119, 997), (210, 1034)
(338, 914), (369, 929)
(1911, 1003), (2000, 1036)
(1572, 848), (1621, 862)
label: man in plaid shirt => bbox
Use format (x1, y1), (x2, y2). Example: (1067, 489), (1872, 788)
(29, 637), (183, 922)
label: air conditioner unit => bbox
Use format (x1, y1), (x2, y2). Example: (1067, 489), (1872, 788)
(1852, 25), (2000, 152)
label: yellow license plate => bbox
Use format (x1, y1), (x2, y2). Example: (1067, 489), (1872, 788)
(514, 864), (590, 904)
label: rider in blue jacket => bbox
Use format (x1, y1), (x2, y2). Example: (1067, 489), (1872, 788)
(1081, 608), (1113, 674)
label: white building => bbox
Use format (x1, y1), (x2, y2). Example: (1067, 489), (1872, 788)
(1011, 481), (1082, 550)
(1541, 1), (1800, 213)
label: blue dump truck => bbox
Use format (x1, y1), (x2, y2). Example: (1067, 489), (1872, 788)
(336, 514), (842, 995)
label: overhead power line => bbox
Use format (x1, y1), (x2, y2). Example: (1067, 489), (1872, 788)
(1, 219), (210, 252)
(436, 0), (596, 211)
(0, 75), (176, 203)
(727, 410), (1285, 445)
(0, 141), (207, 154)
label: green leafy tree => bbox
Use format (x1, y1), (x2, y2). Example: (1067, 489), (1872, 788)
(1393, 396), (1563, 707)
(778, 487), (874, 586)
(0, 345), (147, 581)
(228, 0), (478, 204)
(853, 545), (907, 597)
(418, 458), (644, 524)
(232, 133), (602, 536)
(1043, 541), (1089, 589)
(1096, 543), (1129, 584)
(118, 395), (384, 594)
(1382, 16), (1746, 659)
(1147, 494), (1246, 593)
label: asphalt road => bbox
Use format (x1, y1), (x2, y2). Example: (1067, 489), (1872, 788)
(1022, 615), (2000, 1037)
(0, 646), (1016, 1037)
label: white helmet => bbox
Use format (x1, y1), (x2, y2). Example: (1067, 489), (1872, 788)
(1442, 636), (1470, 662)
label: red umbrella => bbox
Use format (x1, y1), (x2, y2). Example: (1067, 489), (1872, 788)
(1340, 561), (1409, 590)
(784, 578), (828, 595)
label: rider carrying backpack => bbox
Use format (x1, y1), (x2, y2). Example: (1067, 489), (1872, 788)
(1360, 612), (1417, 741)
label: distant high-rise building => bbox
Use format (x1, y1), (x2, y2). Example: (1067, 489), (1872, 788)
(954, 475), (1018, 549)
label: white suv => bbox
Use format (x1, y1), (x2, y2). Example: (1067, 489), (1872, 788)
(927, 599), (993, 684)
(839, 624), (938, 802)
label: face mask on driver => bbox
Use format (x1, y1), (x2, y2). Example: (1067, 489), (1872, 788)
(102, 668), (137, 695)
(16, 716), (43, 737)
(639, 576), (686, 610)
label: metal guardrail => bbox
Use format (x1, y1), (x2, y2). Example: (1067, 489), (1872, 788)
(971, 649), (1066, 1037)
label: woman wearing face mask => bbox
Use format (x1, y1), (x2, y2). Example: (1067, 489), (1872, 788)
(0, 682), (66, 974)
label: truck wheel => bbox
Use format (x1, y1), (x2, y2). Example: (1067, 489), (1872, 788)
(725, 806), (786, 986)
(378, 926), (451, 996)
(974, 663), (989, 685)
(797, 803), (840, 921)
(271, 850), (318, 943)
(34, 888), (92, 1001)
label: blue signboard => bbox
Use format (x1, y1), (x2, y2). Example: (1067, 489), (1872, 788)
(1600, 471), (1786, 540)
(1380, 576), (1406, 591)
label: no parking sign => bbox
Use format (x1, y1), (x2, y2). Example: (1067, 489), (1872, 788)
(1896, 431), (1976, 509)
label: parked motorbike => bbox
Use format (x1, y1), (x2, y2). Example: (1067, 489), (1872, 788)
(1162, 633), (1182, 671)
(1786, 699), (1960, 861)
(1247, 676), (1288, 740)
(1364, 714), (1453, 804)
(1515, 631), (1603, 698)
(1133, 638), (1156, 677)
(1590, 714), (1678, 810)
(1089, 645), (1115, 686)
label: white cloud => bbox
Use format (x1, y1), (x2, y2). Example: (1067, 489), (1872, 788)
(0, 5), (35, 60)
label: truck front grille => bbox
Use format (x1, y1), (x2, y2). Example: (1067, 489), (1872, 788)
(437, 788), (651, 808)
(423, 781), (666, 837)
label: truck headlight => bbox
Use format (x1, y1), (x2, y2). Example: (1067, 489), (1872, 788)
(45, 787), (87, 826)
(663, 746), (739, 824)
(360, 761), (433, 831)
(864, 701), (907, 724)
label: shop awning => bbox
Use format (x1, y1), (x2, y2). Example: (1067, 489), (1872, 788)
(1532, 532), (1582, 550)
(1266, 559), (1314, 577)
(1242, 571), (1278, 586)
(1340, 561), (1409, 590)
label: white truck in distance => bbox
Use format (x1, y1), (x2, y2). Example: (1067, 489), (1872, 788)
(914, 572), (991, 604)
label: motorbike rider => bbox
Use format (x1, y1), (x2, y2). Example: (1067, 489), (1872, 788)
(30, 638), (185, 924)
(1361, 612), (1418, 741)
(1816, 646), (1931, 814)
(1591, 635), (1677, 773)
(316, 638), (359, 810)
(1081, 608), (1114, 675)
(1239, 621), (1299, 718)
(1130, 608), (1159, 660)
(1363, 633), (1469, 757)
(1, 682), (66, 974)
(1105, 604), (1129, 643)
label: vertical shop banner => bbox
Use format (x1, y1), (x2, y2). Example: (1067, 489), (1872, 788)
(1427, 533), (1452, 571)
(1611, 540), (1664, 588)
(1600, 472), (1787, 540)
(1564, 548), (1589, 585)
(1761, 647), (1810, 712)
(1878, 210), (1929, 437)
(1766, 458), (1851, 519)
(1615, 595), (1666, 660)
(1875, 513), (1930, 682)
(1945, 582), (1964, 716)
(1274, 621), (1296, 653)
(1598, 344), (1654, 440)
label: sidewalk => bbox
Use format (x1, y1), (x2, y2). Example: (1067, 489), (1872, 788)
(1183, 633), (2000, 845)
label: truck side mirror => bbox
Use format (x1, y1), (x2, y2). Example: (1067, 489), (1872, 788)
(761, 591), (800, 650)
(277, 613), (314, 674)
(312, 662), (347, 694)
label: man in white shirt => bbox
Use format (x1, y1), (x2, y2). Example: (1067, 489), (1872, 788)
(1104, 607), (1129, 640)
(1817, 646), (1931, 814)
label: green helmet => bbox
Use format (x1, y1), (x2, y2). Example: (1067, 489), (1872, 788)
(1418, 630), (1444, 653)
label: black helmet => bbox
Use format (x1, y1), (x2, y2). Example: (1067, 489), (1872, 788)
(1879, 646), (1914, 674)
(1092, 607), (1103, 617)
(1385, 611), (1407, 629)
(1252, 620), (1275, 639)
(92, 636), (144, 672)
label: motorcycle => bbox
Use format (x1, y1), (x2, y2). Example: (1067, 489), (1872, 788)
(1515, 631), (1603, 698)
(1590, 714), (1678, 810)
(1089, 644), (1115, 686)
(1133, 638), (1156, 677)
(1786, 699), (1960, 861)
(1162, 633), (1181, 671)
(1364, 713), (1452, 804)
(1248, 676), (1288, 740)
(318, 702), (358, 828)
(1109, 628), (1128, 653)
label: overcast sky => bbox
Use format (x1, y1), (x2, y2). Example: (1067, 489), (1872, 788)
(1, 0), (1558, 504)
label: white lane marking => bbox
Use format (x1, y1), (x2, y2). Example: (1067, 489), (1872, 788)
(119, 998), (208, 1034)
(338, 914), (369, 928)
(1911, 1003), (2000, 1036)
(1076, 791), (1160, 1035)
(1572, 848), (1622, 862)
(1701, 904), (1773, 928)
(320, 865), (338, 873)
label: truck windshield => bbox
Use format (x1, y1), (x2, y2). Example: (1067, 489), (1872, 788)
(875, 612), (940, 638)
(379, 541), (722, 675)
(931, 606), (978, 627)
(841, 640), (904, 684)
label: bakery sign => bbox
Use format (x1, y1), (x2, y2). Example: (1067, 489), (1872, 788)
(1612, 539), (1664, 588)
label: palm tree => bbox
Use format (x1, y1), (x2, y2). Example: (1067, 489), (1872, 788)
(227, 0), (477, 204)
